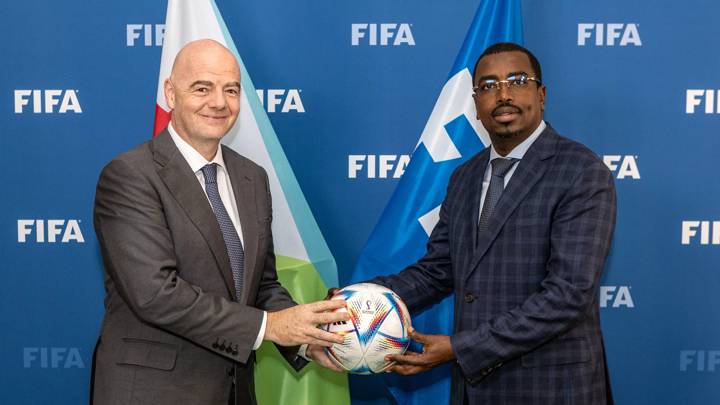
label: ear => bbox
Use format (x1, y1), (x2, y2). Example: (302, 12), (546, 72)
(472, 93), (482, 120)
(538, 85), (546, 112)
(164, 78), (175, 110)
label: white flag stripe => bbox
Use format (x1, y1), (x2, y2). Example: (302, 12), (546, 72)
(155, 0), (225, 112)
(415, 69), (491, 162)
(418, 204), (442, 236)
(223, 92), (309, 261)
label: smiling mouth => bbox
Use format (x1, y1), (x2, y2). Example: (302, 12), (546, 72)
(493, 112), (519, 123)
(492, 106), (520, 123)
(200, 114), (228, 121)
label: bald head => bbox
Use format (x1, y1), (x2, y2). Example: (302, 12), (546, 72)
(170, 39), (240, 83)
(164, 39), (242, 160)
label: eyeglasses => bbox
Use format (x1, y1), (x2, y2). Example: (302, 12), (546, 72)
(473, 73), (541, 95)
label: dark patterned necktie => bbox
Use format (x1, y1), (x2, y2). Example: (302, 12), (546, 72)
(477, 157), (519, 234)
(201, 163), (244, 301)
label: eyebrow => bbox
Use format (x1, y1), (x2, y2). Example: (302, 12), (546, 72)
(477, 71), (529, 82)
(188, 80), (241, 88)
(189, 80), (213, 88)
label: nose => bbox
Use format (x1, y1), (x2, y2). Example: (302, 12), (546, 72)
(496, 83), (513, 104)
(207, 87), (227, 109)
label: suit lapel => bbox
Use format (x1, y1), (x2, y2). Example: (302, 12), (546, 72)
(466, 150), (491, 249)
(465, 127), (558, 282)
(222, 146), (258, 304)
(152, 131), (238, 299)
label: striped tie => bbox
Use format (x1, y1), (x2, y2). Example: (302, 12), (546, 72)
(201, 163), (244, 301)
(477, 157), (519, 234)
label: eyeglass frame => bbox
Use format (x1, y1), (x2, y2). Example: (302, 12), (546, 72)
(472, 73), (542, 95)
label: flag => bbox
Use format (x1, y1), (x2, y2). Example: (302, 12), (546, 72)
(153, 1), (349, 404)
(351, 0), (523, 403)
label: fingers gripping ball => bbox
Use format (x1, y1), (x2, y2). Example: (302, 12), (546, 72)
(323, 283), (412, 374)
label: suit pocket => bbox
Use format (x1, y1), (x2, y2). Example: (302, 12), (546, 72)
(117, 338), (178, 371)
(520, 337), (590, 368)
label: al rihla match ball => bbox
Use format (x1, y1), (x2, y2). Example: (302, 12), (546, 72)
(323, 283), (412, 374)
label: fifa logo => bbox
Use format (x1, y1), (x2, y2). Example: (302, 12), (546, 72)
(577, 23), (642, 46)
(361, 300), (375, 314)
(348, 155), (410, 179)
(602, 155), (640, 180)
(685, 90), (720, 114)
(17, 219), (85, 243)
(599, 286), (634, 308)
(23, 347), (85, 368)
(681, 221), (720, 245)
(126, 24), (165, 46)
(351, 23), (415, 46)
(680, 350), (720, 372)
(14, 90), (82, 114)
(255, 89), (305, 113)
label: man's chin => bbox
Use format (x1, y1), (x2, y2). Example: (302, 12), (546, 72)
(196, 127), (232, 140)
(491, 125), (520, 140)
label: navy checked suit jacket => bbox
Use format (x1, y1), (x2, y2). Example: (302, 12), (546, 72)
(373, 125), (616, 405)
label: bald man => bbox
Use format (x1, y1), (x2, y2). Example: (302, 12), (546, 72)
(90, 39), (346, 405)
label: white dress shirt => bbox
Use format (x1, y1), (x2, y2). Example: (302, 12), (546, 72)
(168, 123), (267, 350)
(479, 120), (546, 217)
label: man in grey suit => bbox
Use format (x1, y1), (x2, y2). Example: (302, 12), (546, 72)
(370, 43), (616, 404)
(91, 39), (346, 405)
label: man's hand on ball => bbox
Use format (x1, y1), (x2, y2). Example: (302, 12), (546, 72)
(265, 300), (349, 347)
(306, 344), (344, 372)
(385, 328), (455, 375)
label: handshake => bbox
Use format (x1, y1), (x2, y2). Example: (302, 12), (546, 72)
(263, 284), (455, 375)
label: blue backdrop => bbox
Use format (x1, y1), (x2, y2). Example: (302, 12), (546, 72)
(1, 1), (718, 404)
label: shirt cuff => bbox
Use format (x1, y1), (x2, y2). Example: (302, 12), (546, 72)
(252, 311), (267, 350)
(297, 344), (311, 361)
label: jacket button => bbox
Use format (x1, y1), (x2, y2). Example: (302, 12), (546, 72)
(212, 342), (219, 349)
(225, 346), (233, 354)
(464, 293), (475, 303)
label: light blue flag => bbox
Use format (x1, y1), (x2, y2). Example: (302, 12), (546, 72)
(351, 1), (523, 403)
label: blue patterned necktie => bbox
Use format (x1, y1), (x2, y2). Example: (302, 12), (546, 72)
(477, 157), (519, 234)
(201, 163), (244, 301)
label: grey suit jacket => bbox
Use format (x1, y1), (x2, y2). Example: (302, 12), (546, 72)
(373, 126), (616, 405)
(91, 130), (303, 405)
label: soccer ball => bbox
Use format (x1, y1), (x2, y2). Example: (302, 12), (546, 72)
(323, 283), (412, 374)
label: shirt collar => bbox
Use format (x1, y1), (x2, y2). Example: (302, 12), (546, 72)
(167, 123), (226, 173)
(489, 120), (546, 162)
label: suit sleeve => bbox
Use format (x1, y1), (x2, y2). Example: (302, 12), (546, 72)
(451, 159), (616, 381)
(94, 157), (264, 364)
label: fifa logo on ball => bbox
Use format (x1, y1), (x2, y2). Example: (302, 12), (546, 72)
(323, 283), (411, 374)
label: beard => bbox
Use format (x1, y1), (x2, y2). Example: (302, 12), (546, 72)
(491, 124), (522, 140)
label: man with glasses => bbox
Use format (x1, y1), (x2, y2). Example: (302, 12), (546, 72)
(373, 42), (616, 404)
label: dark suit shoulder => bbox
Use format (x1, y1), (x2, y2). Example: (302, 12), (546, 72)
(220, 145), (269, 181)
(553, 132), (603, 162)
(551, 131), (611, 179)
(98, 140), (155, 180)
(104, 138), (154, 167)
(450, 147), (491, 181)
